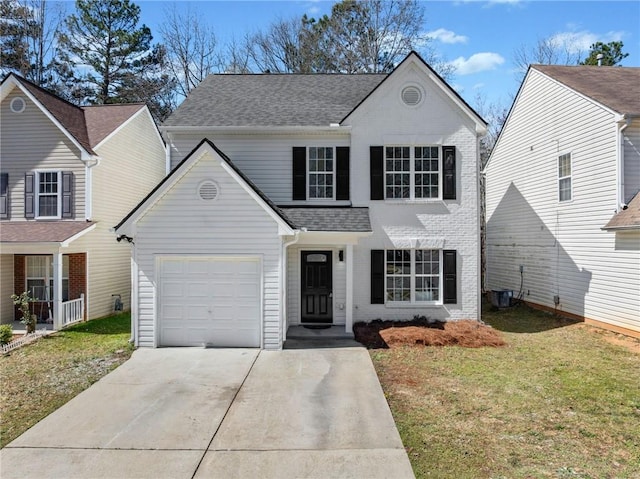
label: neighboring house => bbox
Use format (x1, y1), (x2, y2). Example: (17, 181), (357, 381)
(115, 51), (487, 349)
(485, 65), (640, 338)
(0, 74), (166, 329)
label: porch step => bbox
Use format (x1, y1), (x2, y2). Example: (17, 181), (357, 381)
(286, 325), (355, 340)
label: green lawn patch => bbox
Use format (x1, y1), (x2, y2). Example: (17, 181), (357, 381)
(0, 313), (134, 448)
(368, 302), (640, 478)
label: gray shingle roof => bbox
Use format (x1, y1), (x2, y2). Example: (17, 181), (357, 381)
(163, 74), (387, 127)
(280, 207), (371, 232)
(533, 65), (640, 116)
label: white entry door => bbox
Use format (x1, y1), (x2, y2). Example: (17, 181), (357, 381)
(158, 256), (261, 347)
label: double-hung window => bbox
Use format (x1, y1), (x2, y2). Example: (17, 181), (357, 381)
(308, 147), (334, 199)
(385, 146), (440, 200)
(37, 171), (61, 218)
(386, 249), (441, 303)
(558, 153), (572, 202)
(26, 255), (69, 302)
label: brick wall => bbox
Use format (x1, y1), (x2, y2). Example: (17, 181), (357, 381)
(68, 253), (87, 318)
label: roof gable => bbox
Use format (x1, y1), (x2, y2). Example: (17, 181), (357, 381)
(1, 73), (153, 155)
(115, 138), (295, 235)
(532, 65), (640, 116)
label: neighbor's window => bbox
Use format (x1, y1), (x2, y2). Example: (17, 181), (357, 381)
(26, 255), (69, 301)
(558, 153), (572, 202)
(385, 146), (440, 200)
(386, 249), (441, 303)
(37, 171), (61, 218)
(308, 147), (334, 199)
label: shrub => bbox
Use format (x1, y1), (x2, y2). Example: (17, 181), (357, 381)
(0, 324), (13, 345)
(11, 292), (36, 334)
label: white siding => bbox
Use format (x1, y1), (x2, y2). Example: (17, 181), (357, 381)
(134, 150), (283, 349)
(71, 109), (166, 319)
(485, 69), (640, 334)
(346, 60), (480, 322)
(0, 89), (86, 220)
(623, 121), (640, 203)
(0, 255), (14, 323)
(168, 133), (349, 204)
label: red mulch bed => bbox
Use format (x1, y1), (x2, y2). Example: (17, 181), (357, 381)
(353, 319), (506, 349)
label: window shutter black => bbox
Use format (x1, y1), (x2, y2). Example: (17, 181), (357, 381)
(370, 146), (384, 200)
(62, 171), (74, 218)
(24, 173), (35, 218)
(0, 173), (9, 219)
(371, 249), (385, 304)
(292, 147), (306, 200)
(442, 146), (456, 200)
(336, 146), (350, 200)
(443, 249), (457, 304)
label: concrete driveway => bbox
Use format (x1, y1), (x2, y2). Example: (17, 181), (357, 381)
(1, 345), (414, 478)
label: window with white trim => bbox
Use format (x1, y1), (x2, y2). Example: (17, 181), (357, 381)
(558, 153), (572, 202)
(36, 171), (61, 218)
(26, 255), (69, 302)
(385, 146), (440, 199)
(386, 249), (441, 303)
(308, 147), (334, 199)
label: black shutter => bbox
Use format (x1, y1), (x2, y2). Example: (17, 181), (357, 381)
(0, 173), (8, 219)
(442, 146), (456, 200)
(336, 146), (349, 200)
(292, 147), (307, 200)
(443, 249), (457, 304)
(24, 172), (35, 218)
(62, 171), (74, 218)
(371, 249), (385, 304)
(370, 146), (384, 200)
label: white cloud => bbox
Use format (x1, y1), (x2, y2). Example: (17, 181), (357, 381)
(427, 28), (468, 44)
(549, 30), (626, 54)
(449, 52), (505, 75)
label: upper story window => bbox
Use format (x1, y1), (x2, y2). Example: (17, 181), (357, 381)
(308, 147), (334, 199)
(37, 171), (60, 218)
(385, 146), (440, 200)
(25, 171), (74, 220)
(558, 153), (572, 202)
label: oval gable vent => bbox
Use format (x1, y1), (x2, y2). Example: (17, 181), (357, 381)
(401, 86), (422, 106)
(198, 180), (219, 201)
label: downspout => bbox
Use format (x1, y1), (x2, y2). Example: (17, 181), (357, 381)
(82, 155), (100, 220)
(164, 133), (173, 175)
(616, 114), (631, 211)
(281, 230), (301, 347)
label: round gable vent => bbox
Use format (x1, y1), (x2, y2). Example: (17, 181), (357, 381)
(198, 180), (219, 201)
(401, 86), (422, 106)
(10, 97), (26, 113)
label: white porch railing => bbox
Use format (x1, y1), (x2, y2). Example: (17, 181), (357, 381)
(61, 294), (84, 327)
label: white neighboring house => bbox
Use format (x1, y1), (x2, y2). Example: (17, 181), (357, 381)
(485, 65), (640, 338)
(115, 51), (488, 349)
(0, 73), (166, 328)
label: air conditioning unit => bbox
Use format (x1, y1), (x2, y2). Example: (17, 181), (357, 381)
(491, 289), (513, 308)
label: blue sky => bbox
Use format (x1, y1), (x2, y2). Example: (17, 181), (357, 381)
(133, 1), (640, 111)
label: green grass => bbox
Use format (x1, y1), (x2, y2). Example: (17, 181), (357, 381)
(371, 302), (640, 479)
(0, 313), (134, 448)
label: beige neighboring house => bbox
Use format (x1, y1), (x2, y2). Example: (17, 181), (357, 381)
(0, 73), (165, 329)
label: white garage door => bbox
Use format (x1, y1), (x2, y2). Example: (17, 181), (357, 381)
(158, 256), (261, 347)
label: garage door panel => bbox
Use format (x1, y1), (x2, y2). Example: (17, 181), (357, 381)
(159, 257), (261, 348)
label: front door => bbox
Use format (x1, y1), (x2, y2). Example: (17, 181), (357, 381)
(301, 251), (333, 323)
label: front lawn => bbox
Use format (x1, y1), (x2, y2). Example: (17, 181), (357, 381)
(0, 313), (134, 448)
(368, 302), (640, 478)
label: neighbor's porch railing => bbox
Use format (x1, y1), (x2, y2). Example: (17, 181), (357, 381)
(61, 294), (84, 328)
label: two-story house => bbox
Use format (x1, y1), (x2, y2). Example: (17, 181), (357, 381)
(0, 74), (166, 329)
(115, 51), (487, 349)
(485, 65), (640, 338)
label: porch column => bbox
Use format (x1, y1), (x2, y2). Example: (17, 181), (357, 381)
(52, 252), (63, 330)
(345, 244), (354, 334)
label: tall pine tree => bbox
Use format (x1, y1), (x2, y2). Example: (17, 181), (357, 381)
(56, 0), (153, 104)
